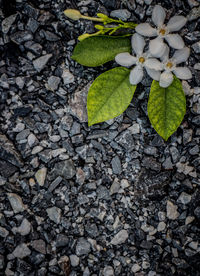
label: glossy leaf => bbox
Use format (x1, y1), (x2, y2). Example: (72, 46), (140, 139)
(87, 67), (136, 126)
(72, 36), (131, 67)
(148, 75), (186, 141)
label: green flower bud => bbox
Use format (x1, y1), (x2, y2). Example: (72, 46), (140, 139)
(64, 9), (82, 20)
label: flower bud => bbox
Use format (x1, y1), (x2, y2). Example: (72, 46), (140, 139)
(64, 9), (82, 20)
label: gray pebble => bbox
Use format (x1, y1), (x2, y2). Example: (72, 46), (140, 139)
(76, 238), (91, 256)
(111, 230), (128, 245)
(33, 54), (52, 72)
(47, 207), (62, 224)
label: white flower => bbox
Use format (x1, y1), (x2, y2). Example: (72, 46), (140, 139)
(136, 5), (187, 57)
(115, 33), (162, 85)
(159, 46), (192, 88)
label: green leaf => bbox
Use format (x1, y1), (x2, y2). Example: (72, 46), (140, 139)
(72, 36), (131, 67)
(87, 67), (136, 126)
(147, 75), (186, 141)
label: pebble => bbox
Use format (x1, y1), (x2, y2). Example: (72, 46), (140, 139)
(47, 76), (61, 91)
(47, 207), (61, 224)
(110, 9), (131, 21)
(52, 160), (76, 179)
(132, 264), (141, 273)
(2, 14), (17, 34)
(35, 167), (47, 186)
(110, 178), (120, 195)
(7, 193), (26, 213)
(27, 133), (37, 147)
(0, 226), (9, 238)
(166, 201), (179, 220)
(128, 123), (140, 134)
(69, 255), (80, 267)
(110, 230), (128, 245)
(103, 266), (114, 276)
(62, 68), (75, 84)
(111, 156), (122, 174)
(192, 41), (200, 53)
(76, 238), (91, 256)
(31, 239), (46, 254)
(178, 192), (192, 204)
(69, 83), (90, 122)
(10, 31), (33, 44)
(33, 54), (52, 72)
(12, 218), (31, 236)
(12, 243), (31, 259)
(157, 222), (166, 232)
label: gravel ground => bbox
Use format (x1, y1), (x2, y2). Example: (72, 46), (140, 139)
(0, 0), (200, 275)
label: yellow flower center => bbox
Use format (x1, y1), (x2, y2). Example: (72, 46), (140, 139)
(166, 62), (173, 69)
(139, 57), (145, 63)
(159, 28), (166, 36)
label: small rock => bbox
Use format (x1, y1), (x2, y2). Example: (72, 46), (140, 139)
(52, 160), (76, 180)
(132, 264), (141, 273)
(103, 266), (114, 276)
(2, 14), (17, 34)
(0, 226), (9, 238)
(128, 123), (140, 134)
(110, 230), (128, 245)
(32, 239), (46, 254)
(12, 243), (31, 259)
(157, 222), (166, 232)
(7, 193), (25, 213)
(47, 76), (61, 91)
(69, 82), (91, 122)
(76, 238), (91, 256)
(70, 255), (79, 267)
(167, 200), (179, 220)
(62, 69), (74, 84)
(56, 234), (69, 248)
(27, 133), (37, 147)
(194, 206), (200, 219)
(35, 167), (47, 186)
(33, 54), (52, 72)
(12, 218), (31, 236)
(110, 179), (120, 195)
(111, 156), (122, 174)
(10, 31), (33, 44)
(188, 6), (200, 21)
(110, 9), (131, 21)
(178, 192), (192, 204)
(192, 41), (200, 53)
(47, 207), (61, 224)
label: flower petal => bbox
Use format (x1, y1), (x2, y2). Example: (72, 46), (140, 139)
(149, 37), (167, 57)
(172, 47), (190, 64)
(167, 16), (187, 32)
(144, 58), (163, 70)
(152, 5), (166, 27)
(165, 34), (185, 49)
(173, 67), (192, 79)
(135, 23), (157, 37)
(160, 45), (170, 62)
(115, 52), (137, 67)
(131, 33), (145, 55)
(159, 71), (174, 88)
(129, 65), (144, 85)
(146, 68), (161, 81)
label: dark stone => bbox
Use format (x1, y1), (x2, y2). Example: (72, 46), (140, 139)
(0, 134), (24, 167)
(10, 31), (33, 45)
(56, 234), (69, 247)
(194, 206), (200, 219)
(14, 106), (32, 117)
(51, 160), (76, 180)
(142, 157), (161, 171)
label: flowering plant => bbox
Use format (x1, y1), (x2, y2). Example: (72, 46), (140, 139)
(64, 5), (192, 141)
